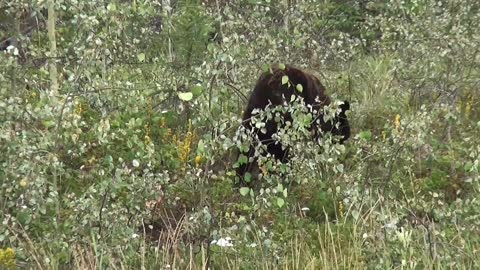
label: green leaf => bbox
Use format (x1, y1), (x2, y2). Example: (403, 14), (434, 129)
(303, 113), (313, 126)
(238, 154), (248, 165)
(282, 75), (289, 85)
(261, 63), (270, 72)
(277, 197), (285, 208)
(137, 53), (145, 62)
(218, 53), (230, 62)
(178, 92), (193, 101)
(196, 139), (205, 155)
(207, 43), (215, 53)
(17, 210), (32, 225)
(351, 210), (360, 220)
(105, 155), (113, 164)
(464, 161), (473, 172)
(107, 3), (117, 11)
(296, 84), (303, 93)
(358, 130), (372, 141)
(244, 172), (252, 183)
(294, 37), (304, 48)
(336, 164), (344, 173)
(255, 122), (265, 129)
(278, 63), (286, 70)
(191, 85), (203, 97)
(240, 187), (250, 196)
(42, 120), (55, 128)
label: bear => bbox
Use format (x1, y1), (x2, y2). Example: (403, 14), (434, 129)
(235, 64), (350, 186)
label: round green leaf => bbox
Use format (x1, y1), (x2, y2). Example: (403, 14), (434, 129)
(196, 139), (206, 155)
(178, 92), (193, 101)
(207, 43), (215, 53)
(42, 120), (56, 128)
(358, 130), (372, 141)
(277, 197), (285, 208)
(240, 187), (250, 196)
(282, 75), (289, 85)
(107, 3), (117, 11)
(261, 63), (270, 72)
(244, 172), (252, 183)
(237, 154), (248, 165)
(296, 84), (303, 93)
(191, 85), (203, 97)
(137, 53), (145, 62)
(17, 209), (32, 225)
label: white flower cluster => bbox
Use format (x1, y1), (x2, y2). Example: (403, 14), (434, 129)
(211, 237), (233, 247)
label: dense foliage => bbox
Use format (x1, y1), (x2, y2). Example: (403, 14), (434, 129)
(1, 0), (479, 268)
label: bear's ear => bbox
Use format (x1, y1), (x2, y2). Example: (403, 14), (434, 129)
(340, 101), (350, 112)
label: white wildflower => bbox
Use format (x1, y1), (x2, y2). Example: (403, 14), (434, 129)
(211, 237), (233, 247)
(132, 159), (140, 167)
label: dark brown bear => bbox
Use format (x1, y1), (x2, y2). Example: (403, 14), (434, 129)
(235, 64), (350, 185)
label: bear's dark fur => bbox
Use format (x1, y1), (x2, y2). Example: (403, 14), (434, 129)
(236, 64), (350, 185)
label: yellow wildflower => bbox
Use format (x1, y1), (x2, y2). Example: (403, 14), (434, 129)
(261, 165), (268, 176)
(144, 124), (151, 145)
(465, 100), (472, 118)
(20, 178), (28, 188)
(74, 101), (83, 115)
(338, 201), (345, 217)
(0, 247), (16, 269)
(87, 156), (96, 164)
(177, 120), (196, 165)
(159, 117), (166, 128)
(144, 135), (151, 145)
(394, 114), (401, 130)
(195, 155), (204, 167)
(146, 100), (153, 115)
